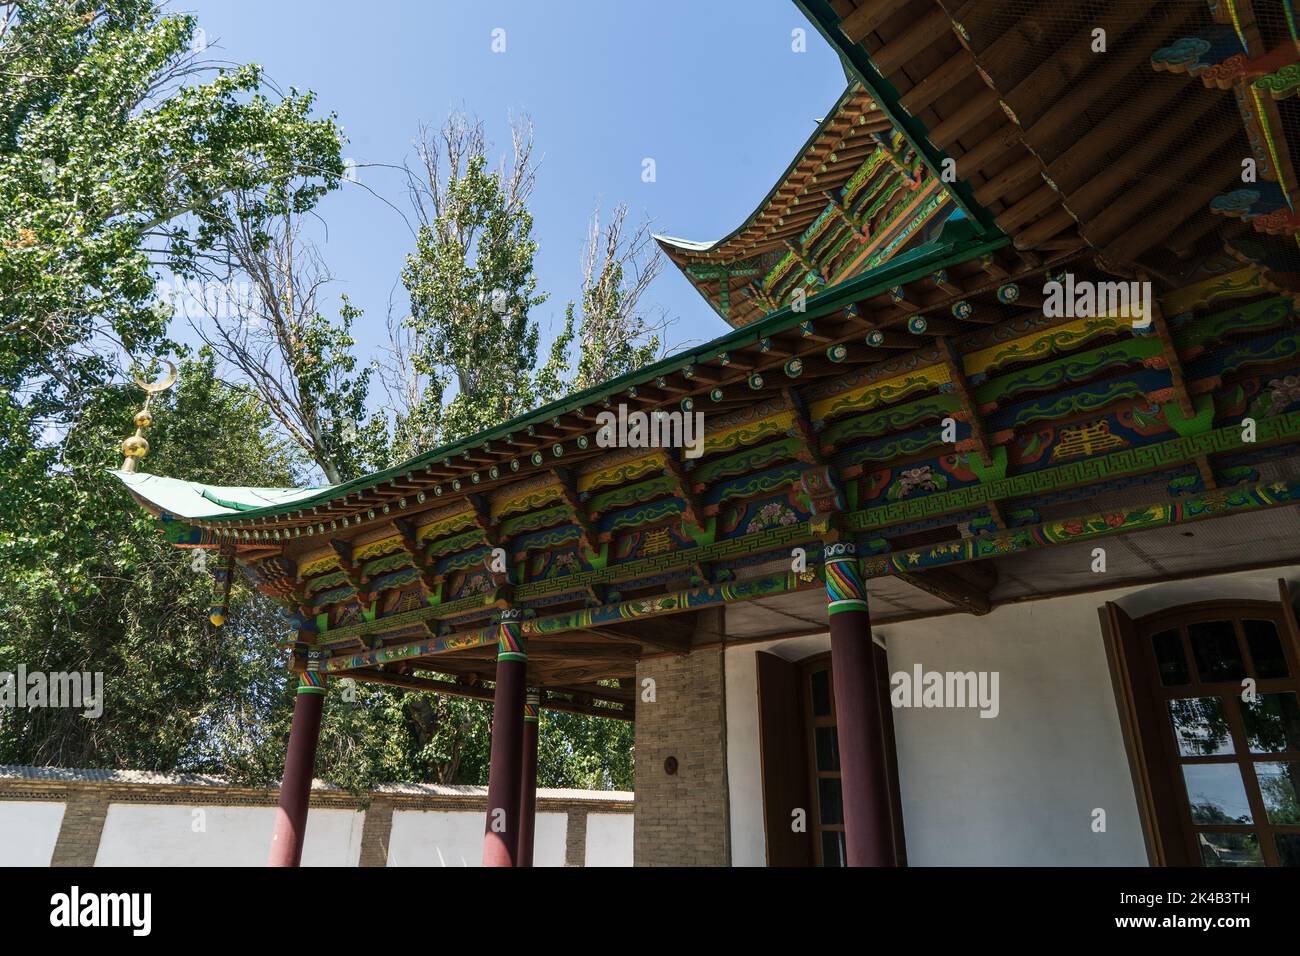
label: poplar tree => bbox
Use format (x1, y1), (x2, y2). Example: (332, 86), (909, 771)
(395, 113), (566, 449)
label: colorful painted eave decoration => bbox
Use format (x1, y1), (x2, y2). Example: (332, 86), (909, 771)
(133, 274), (1300, 651)
(659, 88), (959, 329)
(302, 400), (1300, 644)
(1152, 18), (1300, 244)
(317, 473), (1300, 672)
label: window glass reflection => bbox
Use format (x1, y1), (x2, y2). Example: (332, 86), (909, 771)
(1254, 762), (1300, 825)
(1151, 628), (1189, 686)
(809, 668), (831, 717)
(1197, 831), (1263, 867)
(815, 725), (839, 772)
(818, 777), (843, 826)
(820, 831), (846, 867)
(1188, 620), (1246, 682)
(1275, 834), (1300, 867)
(1182, 764), (1253, 825)
(1241, 692), (1300, 753)
(1243, 620), (1289, 678)
(1168, 697), (1234, 756)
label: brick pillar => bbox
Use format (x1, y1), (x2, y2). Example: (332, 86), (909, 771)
(824, 541), (894, 867)
(358, 796), (395, 867)
(483, 609), (528, 867)
(564, 808), (588, 866)
(50, 789), (110, 867)
(269, 672), (326, 867)
(632, 641), (730, 866)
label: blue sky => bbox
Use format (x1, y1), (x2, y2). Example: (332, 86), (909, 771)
(177, 0), (846, 373)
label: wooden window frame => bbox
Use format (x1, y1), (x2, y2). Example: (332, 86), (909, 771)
(803, 653), (844, 866)
(1102, 583), (1300, 867)
(779, 647), (908, 867)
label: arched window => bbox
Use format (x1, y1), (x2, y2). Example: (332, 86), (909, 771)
(1105, 594), (1300, 866)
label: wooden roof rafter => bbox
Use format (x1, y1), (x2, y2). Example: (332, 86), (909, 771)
(799, 0), (1300, 285)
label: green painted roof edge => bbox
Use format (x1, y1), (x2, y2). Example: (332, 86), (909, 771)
(134, 219), (1008, 524)
(793, 0), (1003, 238)
(111, 470), (333, 520)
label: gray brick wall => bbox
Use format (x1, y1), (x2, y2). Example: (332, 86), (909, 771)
(49, 789), (109, 867)
(564, 808), (587, 866)
(633, 646), (730, 866)
(357, 796), (395, 867)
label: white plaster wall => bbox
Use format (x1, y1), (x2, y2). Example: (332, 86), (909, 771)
(387, 810), (568, 866)
(94, 804), (364, 866)
(584, 812), (634, 866)
(726, 568), (1298, 867)
(0, 801), (65, 866)
(532, 812), (568, 867)
(878, 594), (1146, 866)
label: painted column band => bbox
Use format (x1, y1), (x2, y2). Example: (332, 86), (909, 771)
(297, 672), (327, 695)
(524, 688), (541, 722)
(498, 608), (528, 662)
(824, 541), (868, 616)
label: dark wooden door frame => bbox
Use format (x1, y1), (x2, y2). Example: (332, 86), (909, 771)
(755, 643), (907, 866)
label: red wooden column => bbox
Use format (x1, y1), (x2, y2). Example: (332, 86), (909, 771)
(268, 673), (326, 867)
(824, 541), (895, 867)
(483, 609), (528, 867)
(517, 687), (541, 867)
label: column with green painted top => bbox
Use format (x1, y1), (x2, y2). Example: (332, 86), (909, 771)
(483, 609), (528, 866)
(268, 672), (326, 867)
(824, 541), (894, 867)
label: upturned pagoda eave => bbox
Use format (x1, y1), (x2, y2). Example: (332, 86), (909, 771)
(794, 0), (1001, 236)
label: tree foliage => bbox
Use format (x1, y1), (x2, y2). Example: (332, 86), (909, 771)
(0, 352), (302, 769)
(395, 113), (567, 447)
(2, 6), (643, 794)
(1, 0), (344, 437)
(0, 0), (349, 773)
(571, 202), (665, 390)
(186, 211), (385, 484)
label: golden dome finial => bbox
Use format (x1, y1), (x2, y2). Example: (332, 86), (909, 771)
(120, 360), (177, 473)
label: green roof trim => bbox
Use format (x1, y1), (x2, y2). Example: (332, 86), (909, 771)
(113, 471), (331, 521)
(794, 0), (1003, 238)
(114, 217), (1008, 524)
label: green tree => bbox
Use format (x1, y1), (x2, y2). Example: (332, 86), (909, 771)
(1, 0), (345, 445)
(376, 115), (649, 790)
(395, 113), (567, 449)
(570, 203), (665, 391)
(538, 709), (634, 791)
(187, 210), (385, 484)
(0, 1), (354, 776)
(0, 352), (303, 768)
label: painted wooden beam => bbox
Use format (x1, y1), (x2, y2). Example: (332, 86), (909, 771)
(318, 471), (1300, 671)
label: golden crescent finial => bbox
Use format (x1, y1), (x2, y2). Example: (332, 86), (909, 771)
(133, 359), (177, 395)
(120, 359), (177, 472)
